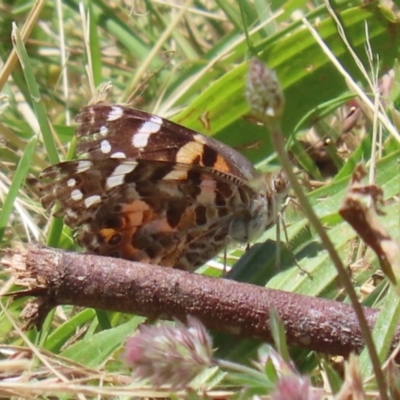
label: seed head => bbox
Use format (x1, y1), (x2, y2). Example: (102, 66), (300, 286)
(123, 316), (213, 390)
(246, 58), (285, 123)
(271, 375), (322, 400)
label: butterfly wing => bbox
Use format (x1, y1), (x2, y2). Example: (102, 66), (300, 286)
(40, 104), (281, 271)
(41, 158), (259, 271)
(75, 104), (259, 181)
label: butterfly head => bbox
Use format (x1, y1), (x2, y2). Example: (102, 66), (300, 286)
(270, 169), (290, 202)
(228, 169), (290, 243)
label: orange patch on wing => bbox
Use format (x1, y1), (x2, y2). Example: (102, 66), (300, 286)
(122, 200), (156, 227)
(177, 208), (196, 231)
(126, 210), (144, 227)
(122, 200), (150, 213)
(99, 227), (119, 242)
(213, 154), (230, 173)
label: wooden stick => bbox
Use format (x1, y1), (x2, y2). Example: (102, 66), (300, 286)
(2, 245), (399, 358)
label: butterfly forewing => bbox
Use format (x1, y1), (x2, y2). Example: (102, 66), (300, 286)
(75, 105), (260, 180)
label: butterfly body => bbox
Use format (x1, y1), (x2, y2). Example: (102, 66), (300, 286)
(41, 104), (289, 271)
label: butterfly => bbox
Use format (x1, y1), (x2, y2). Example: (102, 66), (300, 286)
(40, 104), (289, 271)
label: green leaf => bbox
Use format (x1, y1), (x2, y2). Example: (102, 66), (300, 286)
(61, 315), (145, 367)
(360, 286), (400, 379)
(269, 309), (290, 362)
(0, 135), (37, 243)
(44, 309), (96, 353)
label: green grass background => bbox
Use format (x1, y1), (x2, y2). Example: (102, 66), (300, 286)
(0, 0), (400, 397)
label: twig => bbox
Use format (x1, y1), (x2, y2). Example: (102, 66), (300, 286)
(2, 245), (400, 360)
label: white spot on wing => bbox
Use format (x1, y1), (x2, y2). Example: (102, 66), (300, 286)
(111, 152), (126, 158)
(138, 115), (162, 134)
(106, 162), (137, 190)
(107, 106), (124, 121)
(132, 116), (162, 148)
(67, 178), (76, 187)
(106, 176), (123, 190)
(100, 140), (111, 154)
(84, 194), (101, 208)
(71, 189), (83, 201)
(99, 125), (108, 136)
(76, 160), (92, 174)
(66, 210), (78, 220)
(132, 132), (150, 148)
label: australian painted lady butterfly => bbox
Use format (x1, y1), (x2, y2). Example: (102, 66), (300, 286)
(40, 104), (289, 271)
